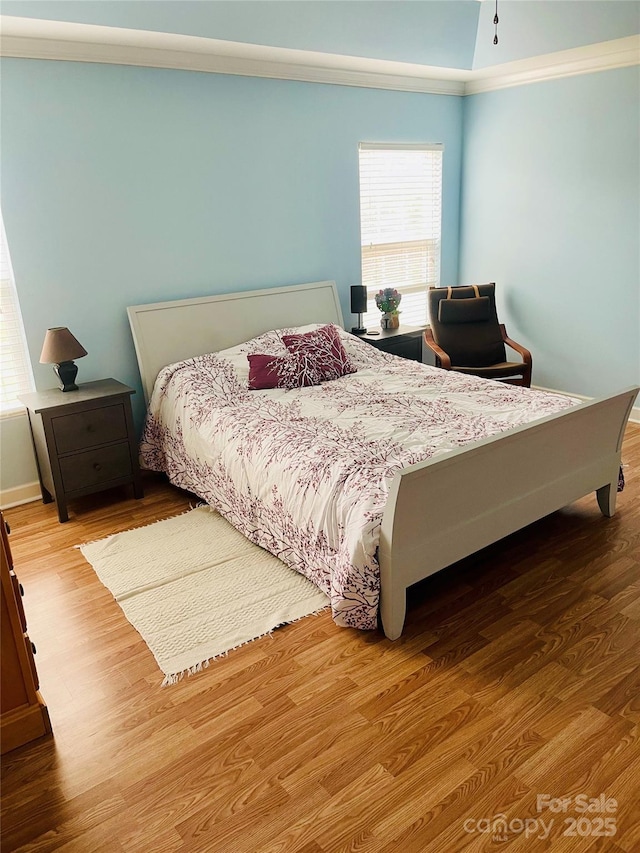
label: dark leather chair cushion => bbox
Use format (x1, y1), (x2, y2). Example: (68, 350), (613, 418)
(438, 296), (490, 324)
(439, 324), (506, 367)
(453, 361), (526, 378)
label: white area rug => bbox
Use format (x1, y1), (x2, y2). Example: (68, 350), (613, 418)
(79, 506), (329, 685)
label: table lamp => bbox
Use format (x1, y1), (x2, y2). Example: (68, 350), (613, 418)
(350, 285), (367, 335)
(39, 327), (87, 392)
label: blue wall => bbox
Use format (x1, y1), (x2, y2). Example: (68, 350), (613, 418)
(459, 67), (640, 397)
(0, 58), (463, 427)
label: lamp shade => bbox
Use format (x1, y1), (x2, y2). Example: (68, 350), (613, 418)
(39, 327), (87, 365)
(350, 285), (367, 314)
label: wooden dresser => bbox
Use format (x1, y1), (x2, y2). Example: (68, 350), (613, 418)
(0, 511), (52, 754)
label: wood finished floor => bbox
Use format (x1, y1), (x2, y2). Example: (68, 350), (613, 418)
(1, 423), (639, 852)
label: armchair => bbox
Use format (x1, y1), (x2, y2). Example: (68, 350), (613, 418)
(424, 283), (532, 387)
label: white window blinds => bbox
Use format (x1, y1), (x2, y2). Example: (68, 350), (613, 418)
(358, 143), (443, 328)
(1, 214), (34, 414)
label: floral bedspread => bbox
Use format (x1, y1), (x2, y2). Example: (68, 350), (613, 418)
(140, 325), (578, 630)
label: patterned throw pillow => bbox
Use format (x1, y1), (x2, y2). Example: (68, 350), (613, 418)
(281, 324), (356, 382)
(247, 353), (321, 390)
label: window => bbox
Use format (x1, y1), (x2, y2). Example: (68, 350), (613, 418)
(358, 143), (443, 328)
(1, 213), (34, 414)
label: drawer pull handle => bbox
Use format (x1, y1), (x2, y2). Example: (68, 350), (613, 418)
(93, 463), (102, 471)
(31, 641), (37, 655)
(19, 583), (24, 597)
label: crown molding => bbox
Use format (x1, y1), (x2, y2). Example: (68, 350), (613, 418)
(466, 35), (640, 95)
(0, 16), (638, 97)
(0, 16), (467, 95)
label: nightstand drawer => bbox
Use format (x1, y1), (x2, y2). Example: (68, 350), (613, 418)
(384, 337), (422, 360)
(359, 325), (426, 363)
(53, 404), (128, 454)
(59, 443), (132, 493)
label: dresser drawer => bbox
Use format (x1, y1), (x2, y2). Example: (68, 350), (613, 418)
(59, 443), (132, 493)
(52, 403), (128, 454)
(10, 571), (27, 633)
(23, 633), (39, 692)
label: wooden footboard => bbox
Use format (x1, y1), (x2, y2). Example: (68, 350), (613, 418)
(378, 387), (638, 641)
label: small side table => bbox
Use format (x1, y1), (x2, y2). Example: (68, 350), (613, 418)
(358, 325), (427, 362)
(19, 379), (143, 523)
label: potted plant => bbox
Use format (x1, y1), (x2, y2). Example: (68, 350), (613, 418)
(375, 288), (402, 330)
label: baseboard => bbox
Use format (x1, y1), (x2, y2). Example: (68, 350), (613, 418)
(532, 385), (640, 425)
(0, 481), (42, 510)
(0, 694), (52, 755)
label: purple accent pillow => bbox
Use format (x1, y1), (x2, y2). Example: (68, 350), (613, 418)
(281, 324), (356, 382)
(247, 353), (320, 390)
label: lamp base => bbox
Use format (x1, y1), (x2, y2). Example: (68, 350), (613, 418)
(54, 360), (79, 392)
(351, 312), (367, 335)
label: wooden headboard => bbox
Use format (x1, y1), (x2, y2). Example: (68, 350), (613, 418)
(127, 280), (344, 403)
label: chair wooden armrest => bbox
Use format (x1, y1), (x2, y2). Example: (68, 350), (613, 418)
(500, 324), (532, 386)
(499, 324), (532, 363)
(424, 327), (451, 369)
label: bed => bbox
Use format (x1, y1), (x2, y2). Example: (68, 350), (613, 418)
(127, 280), (638, 640)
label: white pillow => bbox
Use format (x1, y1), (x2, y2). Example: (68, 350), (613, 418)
(212, 324), (329, 385)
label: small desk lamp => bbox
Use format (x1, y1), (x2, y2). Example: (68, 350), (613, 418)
(350, 285), (367, 335)
(39, 327), (87, 392)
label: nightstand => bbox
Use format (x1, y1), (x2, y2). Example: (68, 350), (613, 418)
(19, 379), (144, 523)
(358, 325), (427, 362)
